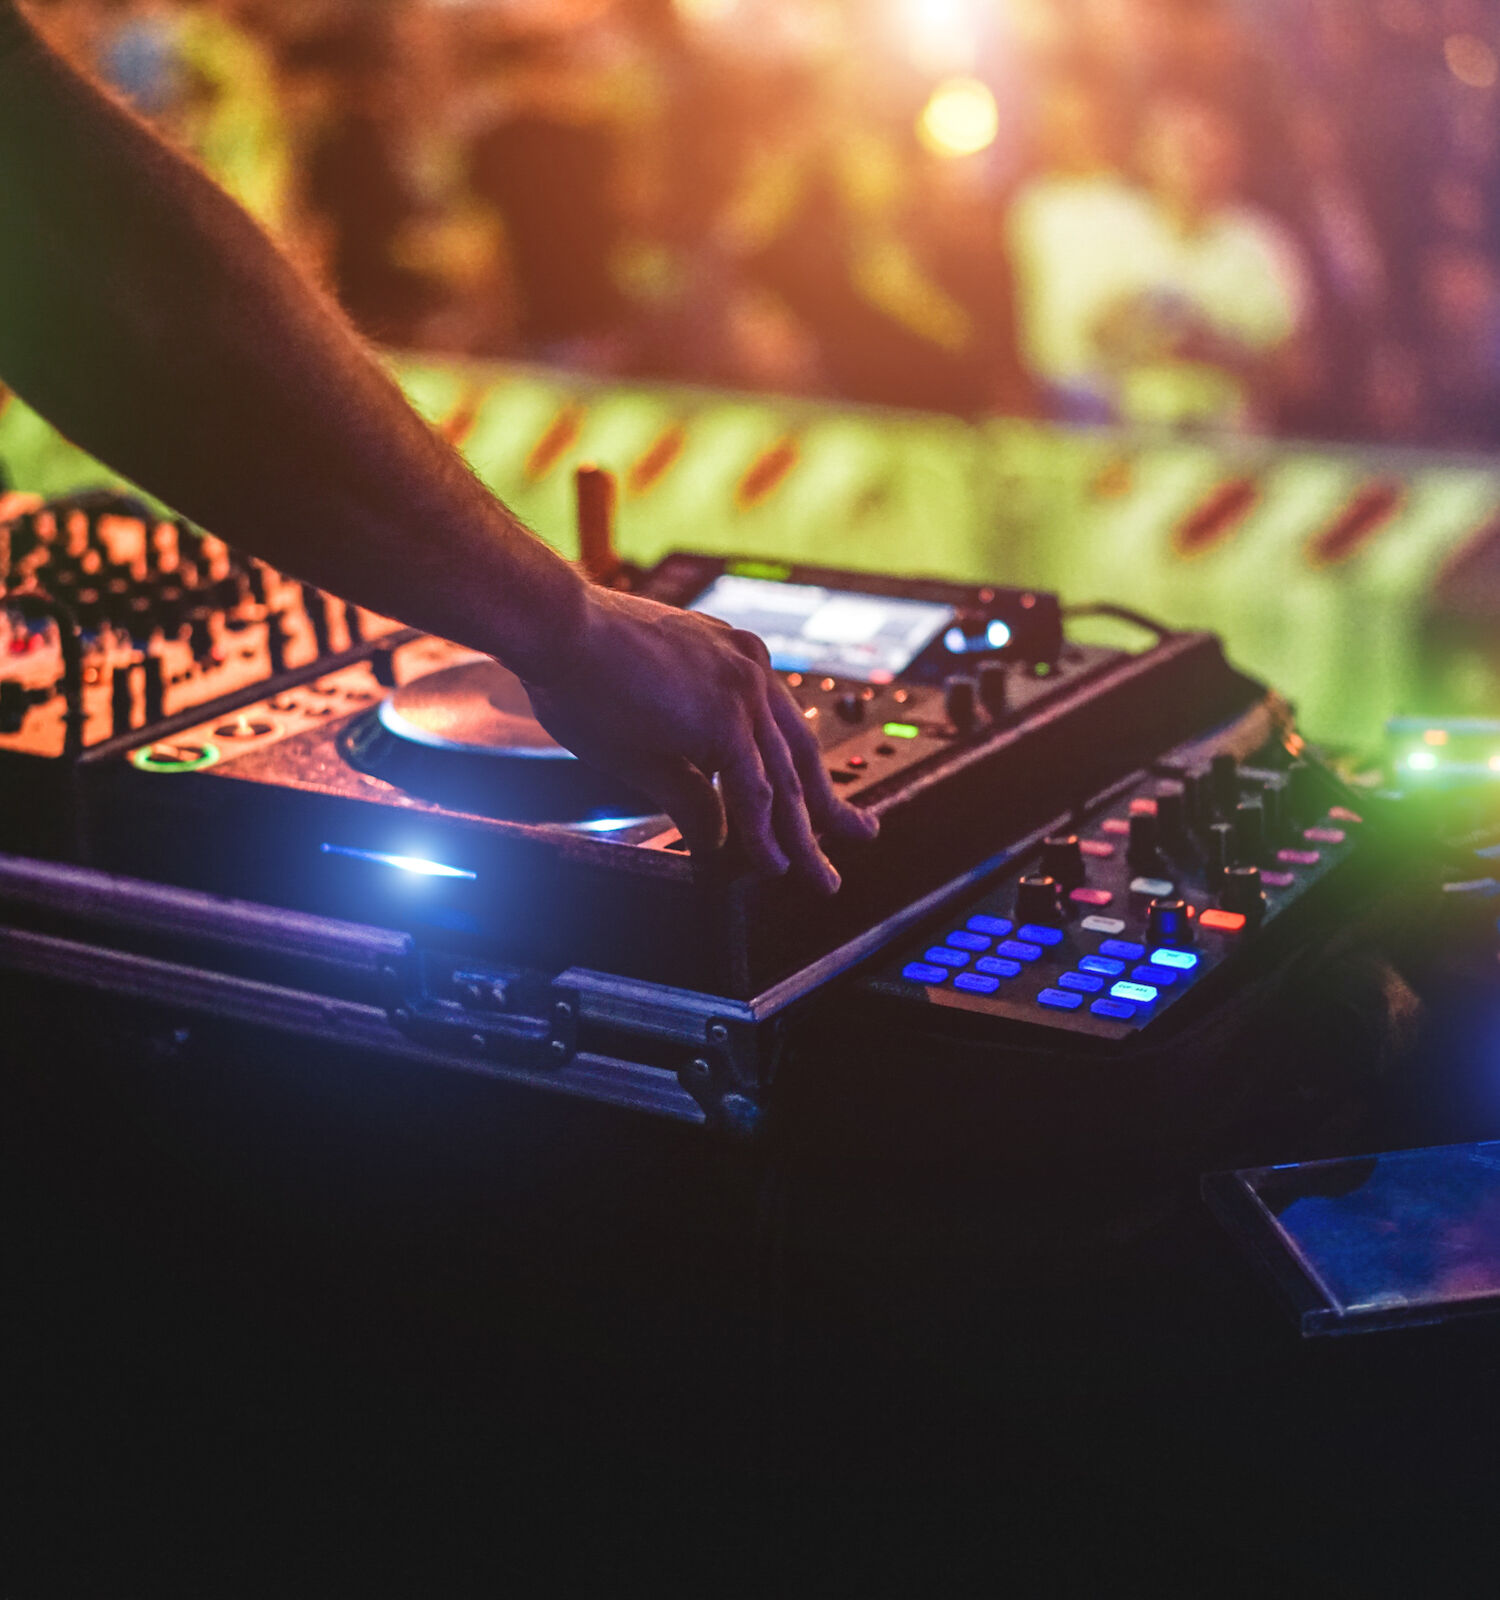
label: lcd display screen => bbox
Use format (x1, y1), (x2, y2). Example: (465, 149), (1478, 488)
(687, 575), (954, 682)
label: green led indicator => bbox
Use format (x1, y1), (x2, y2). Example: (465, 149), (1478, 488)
(882, 721), (920, 740)
(130, 740), (221, 774)
(726, 560), (791, 582)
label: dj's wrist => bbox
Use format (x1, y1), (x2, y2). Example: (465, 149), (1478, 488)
(502, 556), (593, 689)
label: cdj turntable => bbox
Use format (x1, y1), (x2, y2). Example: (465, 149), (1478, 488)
(0, 476), (1381, 1131)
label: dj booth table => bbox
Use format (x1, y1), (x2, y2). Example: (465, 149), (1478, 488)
(6, 922), (1500, 1596)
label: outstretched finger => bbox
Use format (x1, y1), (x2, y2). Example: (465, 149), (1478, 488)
(718, 721), (790, 879)
(767, 680), (879, 844)
(592, 744), (726, 857)
(752, 696), (841, 894)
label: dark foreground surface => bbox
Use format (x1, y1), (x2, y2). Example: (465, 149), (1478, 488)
(5, 924), (1500, 1597)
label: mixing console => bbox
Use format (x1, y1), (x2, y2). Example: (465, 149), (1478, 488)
(0, 491), (403, 763)
(867, 748), (1365, 1042)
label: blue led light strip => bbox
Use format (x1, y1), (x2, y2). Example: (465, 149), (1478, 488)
(320, 843), (477, 880)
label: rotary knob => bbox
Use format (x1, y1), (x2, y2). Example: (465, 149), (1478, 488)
(977, 660), (1009, 719)
(1210, 752), (1240, 816)
(1145, 897), (1194, 948)
(1205, 821), (1234, 890)
(1154, 781), (1186, 844)
(1232, 800), (1265, 863)
(1254, 775), (1287, 843)
(1181, 766), (1212, 831)
(1015, 874), (1063, 925)
(1221, 864), (1265, 923)
(944, 675), (978, 735)
(1040, 834), (1085, 889)
(835, 690), (864, 724)
(1127, 810), (1159, 867)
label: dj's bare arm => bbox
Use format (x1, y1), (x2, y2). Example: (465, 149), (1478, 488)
(0, 4), (873, 890)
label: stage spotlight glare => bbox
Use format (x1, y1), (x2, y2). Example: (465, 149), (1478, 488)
(917, 76), (999, 158)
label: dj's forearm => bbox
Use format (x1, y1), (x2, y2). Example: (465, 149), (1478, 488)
(0, 5), (586, 682)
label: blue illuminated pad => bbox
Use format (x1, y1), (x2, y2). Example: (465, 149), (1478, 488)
(1148, 947), (1199, 970)
(903, 962), (950, 984)
(1132, 963), (1179, 988)
(1037, 987), (1083, 1011)
(1099, 939), (1146, 962)
(995, 939), (1043, 962)
(975, 956), (1022, 978)
(924, 946), (970, 968)
(1110, 979), (1158, 1004)
(967, 914), (1013, 938)
(953, 972), (1001, 995)
(945, 930), (991, 952)
(1090, 997), (1137, 1020)
(1017, 923), (1065, 947)
(1079, 954), (1125, 977)
(1058, 971), (1104, 993)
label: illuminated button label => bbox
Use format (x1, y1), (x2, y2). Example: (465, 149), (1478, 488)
(882, 721), (920, 740)
(1017, 923), (1064, 947)
(1130, 876), (1175, 898)
(1304, 827), (1345, 845)
(1132, 963), (1179, 988)
(1079, 954), (1126, 977)
(1059, 971), (1104, 993)
(924, 946), (969, 968)
(1102, 818), (1131, 835)
(975, 956), (1022, 978)
(945, 930), (990, 952)
(1098, 939), (1145, 961)
(995, 939), (1043, 962)
(1199, 909), (1246, 933)
(1129, 797), (1157, 815)
(1079, 840), (1115, 859)
(967, 914), (1013, 938)
(903, 962), (950, 984)
(1090, 998), (1136, 1020)
(1261, 870), (1296, 888)
(1110, 980), (1158, 1004)
(1148, 948), (1199, 971)
(953, 972), (1000, 995)
(1329, 806), (1363, 825)
(1037, 987), (1083, 1011)
(1277, 848), (1320, 866)
(1080, 916), (1125, 935)
(1070, 888), (1113, 907)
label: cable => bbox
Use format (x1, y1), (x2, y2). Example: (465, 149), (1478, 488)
(1061, 602), (1175, 638)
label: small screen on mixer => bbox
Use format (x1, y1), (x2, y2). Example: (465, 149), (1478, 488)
(687, 575), (954, 682)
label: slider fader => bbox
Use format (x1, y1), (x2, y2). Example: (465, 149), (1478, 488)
(866, 748), (1367, 1043)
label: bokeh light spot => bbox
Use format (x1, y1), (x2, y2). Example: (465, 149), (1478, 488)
(1445, 34), (1498, 89)
(917, 77), (1000, 159)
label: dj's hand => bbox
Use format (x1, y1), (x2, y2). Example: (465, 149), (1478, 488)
(522, 586), (878, 893)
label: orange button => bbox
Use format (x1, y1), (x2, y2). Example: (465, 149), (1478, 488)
(1199, 909), (1246, 933)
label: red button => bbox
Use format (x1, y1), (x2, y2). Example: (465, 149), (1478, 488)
(1102, 818), (1131, 835)
(1200, 909), (1246, 933)
(1329, 806), (1363, 824)
(1079, 839), (1115, 858)
(1070, 887), (1113, 907)
(847, 755), (867, 769)
(1304, 827), (1344, 844)
(1129, 797), (1158, 815)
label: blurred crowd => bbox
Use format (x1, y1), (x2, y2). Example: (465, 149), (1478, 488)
(22, 0), (1500, 448)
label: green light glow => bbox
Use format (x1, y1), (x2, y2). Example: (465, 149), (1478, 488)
(1407, 750), (1438, 772)
(883, 721), (920, 739)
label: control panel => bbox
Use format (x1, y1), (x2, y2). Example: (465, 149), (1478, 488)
(0, 492), (404, 760)
(865, 750), (1366, 1042)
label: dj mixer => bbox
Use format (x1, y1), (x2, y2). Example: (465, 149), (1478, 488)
(0, 459), (1389, 1132)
